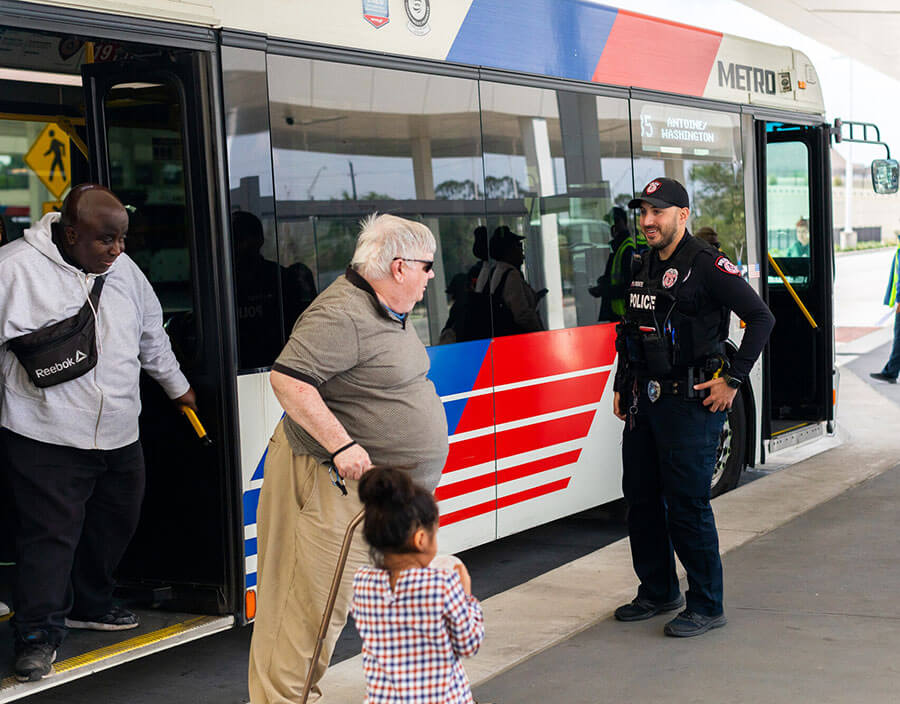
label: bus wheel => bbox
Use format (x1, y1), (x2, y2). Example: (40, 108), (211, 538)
(710, 388), (747, 497)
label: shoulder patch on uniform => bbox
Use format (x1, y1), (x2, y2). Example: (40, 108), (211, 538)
(715, 256), (741, 275)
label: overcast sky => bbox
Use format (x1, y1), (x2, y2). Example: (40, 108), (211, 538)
(607, 0), (898, 167)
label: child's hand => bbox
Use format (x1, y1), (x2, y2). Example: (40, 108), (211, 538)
(454, 562), (472, 596)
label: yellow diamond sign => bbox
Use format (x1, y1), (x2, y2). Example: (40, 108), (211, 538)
(25, 123), (71, 200)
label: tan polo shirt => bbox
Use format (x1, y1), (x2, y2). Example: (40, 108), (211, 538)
(272, 268), (448, 492)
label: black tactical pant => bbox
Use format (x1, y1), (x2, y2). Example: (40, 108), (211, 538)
(622, 389), (726, 616)
(1, 429), (144, 647)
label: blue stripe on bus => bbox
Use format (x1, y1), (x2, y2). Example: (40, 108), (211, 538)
(245, 537), (258, 558)
(246, 571), (257, 589)
(448, 0), (617, 82)
(442, 398), (469, 437)
(251, 446), (268, 481)
(243, 488), (261, 526)
(426, 339), (490, 397)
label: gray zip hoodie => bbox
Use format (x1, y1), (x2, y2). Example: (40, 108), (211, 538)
(0, 212), (189, 450)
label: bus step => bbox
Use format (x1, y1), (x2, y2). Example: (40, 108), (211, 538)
(768, 421), (824, 453)
(0, 614), (233, 702)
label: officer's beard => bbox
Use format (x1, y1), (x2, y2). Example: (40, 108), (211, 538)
(645, 219), (679, 251)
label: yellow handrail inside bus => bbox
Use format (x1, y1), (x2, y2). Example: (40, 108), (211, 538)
(180, 405), (213, 446)
(0, 113), (88, 158)
(767, 252), (818, 329)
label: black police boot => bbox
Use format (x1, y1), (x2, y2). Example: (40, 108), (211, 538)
(614, 594), (685, 622)
(663, 609), (727, 637)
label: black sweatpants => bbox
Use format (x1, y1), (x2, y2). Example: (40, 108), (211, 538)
(1, 429), (145, 647)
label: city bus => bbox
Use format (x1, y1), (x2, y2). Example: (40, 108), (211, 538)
(0, 0), (892, 697)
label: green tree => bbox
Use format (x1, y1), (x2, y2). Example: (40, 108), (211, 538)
(690, 162), (746, 262)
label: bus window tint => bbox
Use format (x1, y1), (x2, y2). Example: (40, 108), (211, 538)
(266, 55), (485, 346)
(480, 83), (633, 330)
(765, 141), (811, 288)
(630, 100), (747, 277)
(104, 80), (198, 361)
(222, 46), (286, 371)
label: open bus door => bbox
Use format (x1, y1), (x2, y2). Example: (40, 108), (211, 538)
(756, 120), (835, 453)
(80, 50), (239, 623)
(0, 51), (236, 700)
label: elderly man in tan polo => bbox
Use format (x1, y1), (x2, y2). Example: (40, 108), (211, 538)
(248, 214), (449, 704)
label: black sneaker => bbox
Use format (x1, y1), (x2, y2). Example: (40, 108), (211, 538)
(66, 605), (139, 631)
(663, 609), (727, 637)
(14, 643), (56, 682)
(870, 372), (897, 384)
(614, 594), (685, 622)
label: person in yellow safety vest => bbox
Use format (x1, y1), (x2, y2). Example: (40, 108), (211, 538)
(590, 206), (640, 321)
(870, 244), (900, 384)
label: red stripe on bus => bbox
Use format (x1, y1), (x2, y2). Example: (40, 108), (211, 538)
(495, 411), (595, 460)
(435, 448), (581, 502)
(497, 477), (571, 509)
(494, 373), (609, 425)
(592, 10), (722, 97)
(496, 449), (581, 485)
(454, 393), (494, 434)
(491, 325), (617, 386)
(443, 433), (495, 474)
(439, 498), (496, 527)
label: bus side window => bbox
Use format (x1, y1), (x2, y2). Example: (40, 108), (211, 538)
(264, 55), (486, 347)
(479, 83), (633, 331)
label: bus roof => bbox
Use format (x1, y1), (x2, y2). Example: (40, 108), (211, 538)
(34, 0), (825, 115)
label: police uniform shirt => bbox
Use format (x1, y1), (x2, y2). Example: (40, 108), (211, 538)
(614, 233), (774, 392)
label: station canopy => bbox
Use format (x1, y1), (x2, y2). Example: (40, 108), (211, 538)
(738, 1), (900, 83)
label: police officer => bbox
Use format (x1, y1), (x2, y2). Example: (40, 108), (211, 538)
(612, 178), (774, 637)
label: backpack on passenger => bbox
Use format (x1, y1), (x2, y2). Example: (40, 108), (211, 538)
(455, 266), (514, 342)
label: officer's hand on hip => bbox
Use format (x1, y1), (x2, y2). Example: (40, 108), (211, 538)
(613, 391), (627, 421)
(335, 443), (373, 481)
(694, 377), (737, 413)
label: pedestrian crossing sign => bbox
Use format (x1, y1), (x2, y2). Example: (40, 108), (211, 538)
(25, 123), (71, 199)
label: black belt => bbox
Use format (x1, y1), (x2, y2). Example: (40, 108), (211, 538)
(637, 373), (709, 402)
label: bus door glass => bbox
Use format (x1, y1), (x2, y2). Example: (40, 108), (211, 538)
(81, 58), (234, 613)
(759, 122), (833, 436)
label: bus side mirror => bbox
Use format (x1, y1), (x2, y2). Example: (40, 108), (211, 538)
(871, 159), (899, 194)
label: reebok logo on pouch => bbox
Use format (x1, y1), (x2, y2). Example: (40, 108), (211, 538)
(9, 277), (104, 388)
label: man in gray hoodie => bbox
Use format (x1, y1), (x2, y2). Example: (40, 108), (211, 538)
(0, 184), (196, 682)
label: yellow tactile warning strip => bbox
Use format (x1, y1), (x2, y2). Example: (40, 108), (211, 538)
(1, 616), (217, 690)
(770, 421), (812, 436)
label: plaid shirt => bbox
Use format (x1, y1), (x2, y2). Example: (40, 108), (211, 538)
(352, 566), (484, 704)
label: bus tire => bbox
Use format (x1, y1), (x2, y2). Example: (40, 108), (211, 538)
(710, 387), (747, 498)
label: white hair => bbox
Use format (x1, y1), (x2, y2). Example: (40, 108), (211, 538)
(350, 213), (436, 280)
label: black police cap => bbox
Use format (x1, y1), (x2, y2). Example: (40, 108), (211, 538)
(628, 178), (690, 210)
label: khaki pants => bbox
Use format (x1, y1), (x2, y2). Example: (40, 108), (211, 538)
(248, 421), (369, 704)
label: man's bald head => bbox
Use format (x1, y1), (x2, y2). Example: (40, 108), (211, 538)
(59, 184), (124, 230)
(56, 183), (129, 274)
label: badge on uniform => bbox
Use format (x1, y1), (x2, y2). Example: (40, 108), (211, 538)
(647, 379), (661, 403)
(662, 268), (678, 288)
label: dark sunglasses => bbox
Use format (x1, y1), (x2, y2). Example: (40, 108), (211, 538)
(393, 257), (434, 273)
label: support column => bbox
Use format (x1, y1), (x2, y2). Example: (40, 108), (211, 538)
(520, 116), (564, 330)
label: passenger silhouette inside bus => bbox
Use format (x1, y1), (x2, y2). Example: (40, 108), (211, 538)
(483, 226), (545, 337)
(589, 206), (636, 322)
(232, 211), (316, 369)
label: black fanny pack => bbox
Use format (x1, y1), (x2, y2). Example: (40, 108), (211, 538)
(8, 276), (105, 388)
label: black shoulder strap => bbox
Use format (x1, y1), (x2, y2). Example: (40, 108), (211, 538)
(495, 266), (513, 294)
(90, 276), (105, 306)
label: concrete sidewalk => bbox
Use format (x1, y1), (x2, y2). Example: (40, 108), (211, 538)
(474, 461), (900, 704)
